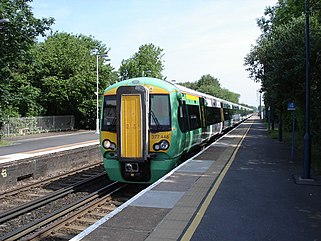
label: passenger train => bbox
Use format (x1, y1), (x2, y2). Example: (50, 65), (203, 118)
(100, 77), (252, 183)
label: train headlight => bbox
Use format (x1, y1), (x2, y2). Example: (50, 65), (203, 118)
(153, 143), (160, 151)
(103, 139), (116, 150)
(160, 140), (169, 150)
(153, 140), (170, 151)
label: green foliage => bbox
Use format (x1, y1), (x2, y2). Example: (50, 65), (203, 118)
(27, 32), (117, 128)
(119, 43), (164, 80)
(0, 0), (54, 139)
(0, 0), (54, 69)
(180, 74), (240, 103)
(11, 72), (44, 116)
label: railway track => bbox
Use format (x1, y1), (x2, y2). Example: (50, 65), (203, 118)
(1, 182), (147, 241)
(0, 163), (105, 212)
(0, 162), (104, 198)
(0, 163), (109, 240)
(28, 184), (146, 241)
(0, 171), (107, 224)
(0, 161), (148, 241)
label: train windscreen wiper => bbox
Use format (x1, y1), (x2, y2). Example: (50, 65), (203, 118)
(150, 110), (161, 131)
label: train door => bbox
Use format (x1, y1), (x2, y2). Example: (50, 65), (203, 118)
(178, 99), (189, 152)
(116, 86), (149, 163)
(199, 97), (207, 132)
(199, 97), (208, 141)
(121, 95), (142, 158)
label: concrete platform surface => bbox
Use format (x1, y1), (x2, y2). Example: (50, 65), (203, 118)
(72, 118), (321, 241)
(0, 131), (100, 190)
(0, 130), (98, 163)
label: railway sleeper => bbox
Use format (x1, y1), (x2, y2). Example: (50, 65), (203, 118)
(88, 211), (108, 218)
(78, 216), (99, 223)
(10, 197), (31, 203)
(64, 224), (87, 232)
(25, 193), (45, 198)
(78, 174), (97, 179)
(50, 232), (75, 240)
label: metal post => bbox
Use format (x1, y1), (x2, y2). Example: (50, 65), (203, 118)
(268, 106), (271, 130)
(95, 55), (99, 134)
(95, 52), (109, 134)
(291, 110), (296, 161)
(303, 0), (311, 179)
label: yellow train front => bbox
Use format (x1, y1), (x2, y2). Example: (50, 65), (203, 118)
(100, 77), (252, 183)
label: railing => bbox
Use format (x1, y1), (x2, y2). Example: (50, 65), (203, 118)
(0, 115), (75, 137)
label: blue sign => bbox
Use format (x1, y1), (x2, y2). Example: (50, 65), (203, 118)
(287, 102), (296, 111)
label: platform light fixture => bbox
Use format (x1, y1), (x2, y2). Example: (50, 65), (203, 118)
(95, 52), (109, 134)
(0, 18), (10, 29)
(303, 0), (311, 179)
(259, 89), (263, 120)
(0, 18), (10, 24)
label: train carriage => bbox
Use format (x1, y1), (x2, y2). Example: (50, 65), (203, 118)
(100, 77), (252, 183)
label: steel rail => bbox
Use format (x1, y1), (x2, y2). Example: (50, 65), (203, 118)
(1, 181), (124, 241)
(29, 184), (128, 241)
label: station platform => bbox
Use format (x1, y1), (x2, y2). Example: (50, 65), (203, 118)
(0, 131), (100, 190)
(72, 117), (321, 241)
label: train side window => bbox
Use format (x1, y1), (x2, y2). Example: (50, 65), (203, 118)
(223, 108), (231, 120)
(102, 95), (117, 132)
(187, 105), (201, 130)
(178, 100), (188, 132)
(206, 107), (221, 125)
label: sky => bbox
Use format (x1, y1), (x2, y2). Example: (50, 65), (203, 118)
(30, 0), (277, 107)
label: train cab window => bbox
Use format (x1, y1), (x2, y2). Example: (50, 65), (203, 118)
(102, 95), (117, 132)
(150, 94), (171, 132)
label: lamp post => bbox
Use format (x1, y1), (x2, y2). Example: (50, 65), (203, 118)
(259, 90), (262, 119)
(303, 0), (311, 179)
(95, 54), (108, 134)
(0, 18), (10, 24)
(0, 18), (9, 30)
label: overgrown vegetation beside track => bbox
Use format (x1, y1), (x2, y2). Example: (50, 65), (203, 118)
(245, 0), (321, 173)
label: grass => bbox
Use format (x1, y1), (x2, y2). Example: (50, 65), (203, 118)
(0, 139), (12, 147)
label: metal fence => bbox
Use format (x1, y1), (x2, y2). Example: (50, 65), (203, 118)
(0, 115), (75, 137)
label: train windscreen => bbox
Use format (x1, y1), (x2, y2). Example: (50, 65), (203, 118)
(150, 94), (171, 132)
(102, 95), (116, 132)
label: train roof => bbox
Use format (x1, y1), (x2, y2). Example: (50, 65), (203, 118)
(103, 77), (177, 93)
(104, 77), (252, 111)
(173, 81), (252, 111)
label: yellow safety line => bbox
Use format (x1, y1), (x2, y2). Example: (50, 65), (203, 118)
(181, 120), (253, 241)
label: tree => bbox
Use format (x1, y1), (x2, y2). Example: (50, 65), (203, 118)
(0, 0), (54, 139)
(198, 74), (221, 89)
(245, 1), (321, 122)
(119, 43), (164, 80)
(27, 32), (117, 128)
(244, 0), (321, 171)
(180, 74), (240, 103)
